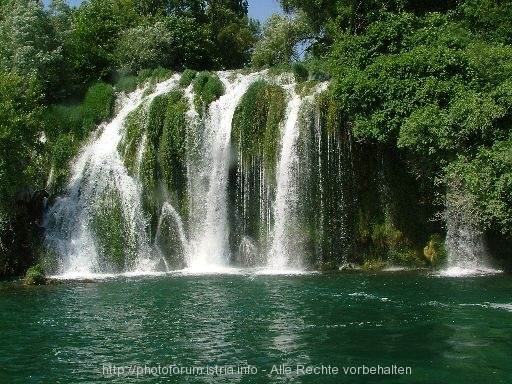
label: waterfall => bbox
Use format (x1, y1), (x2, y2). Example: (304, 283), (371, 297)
(267, 82), (329, 270)
(43, 71), (336, 276)
(44, 77), (180, 277)
(185, 72), (263, 270)
(441, 189), (501, 276)
(268, 89), (302, 270)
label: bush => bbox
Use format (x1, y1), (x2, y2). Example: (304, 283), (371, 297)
(202, 76), (225, 104)
(115, 75), (138, 93)
(45, 82), (116, 191)
(83, 82), (115, 125)
(423, 234), (447, 266)
(25, 264), (46, 285)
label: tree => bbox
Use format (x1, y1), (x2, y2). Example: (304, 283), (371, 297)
(206, 0), (255, 68)
(0, 0), (63, 95)
(70, 0), (140, 83)
(251, 13), (312, 68)
(0, 70), (45, 246)
(116, 15), (213, 73)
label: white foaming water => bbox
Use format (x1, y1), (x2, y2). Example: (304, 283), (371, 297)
(154, 202), (189, 269)
(44, 77), (180, 276)
(268, 88), (302, 270)
(268, 82), (329, 270)
(440, 200), (502, 277)
(186, 71), (263, 271)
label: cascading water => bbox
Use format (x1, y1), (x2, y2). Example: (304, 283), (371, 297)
(185, 72), (263, 270)
(442, 200), (500, 276)
(267, 82), (329, 271)
(44, 77), (180, 277)
(438, 181), (503, 276)
(268, 89), (303, 270)
(43, 71), (337, 275)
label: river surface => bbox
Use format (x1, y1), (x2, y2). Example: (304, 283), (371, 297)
(1, 271), (511, 383)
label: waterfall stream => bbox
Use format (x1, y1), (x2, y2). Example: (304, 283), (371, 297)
(43, 71), (495, 277)
(44, 77), (179, 277)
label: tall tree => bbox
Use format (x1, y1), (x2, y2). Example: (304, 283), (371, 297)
(0, 0), (63, 96)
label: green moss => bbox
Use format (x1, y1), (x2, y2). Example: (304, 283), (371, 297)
(192, 71), (225, 112)
(118, 104), (146, 175)
(179, 69), (197, 87)
(139, 67), (174, 97)
(232, 80), (286, 175)
(138, 67), (173, 84)
(25, 264), (46, 285)
(317, 90), (343, 135)
(83, 82), (115, 127)
(90, 188), (127, 272)
(159, 91), (188, 192)
(267, 64), (293, 76)
(362, 258), (387, 271)
(140, 94), (169, 191)
(45, 82), (116, 192)
(136, 90), (189, 229)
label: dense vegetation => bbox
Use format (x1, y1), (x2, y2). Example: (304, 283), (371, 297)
(1, 0), (511, 277)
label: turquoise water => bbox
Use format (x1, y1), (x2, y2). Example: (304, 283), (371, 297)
(1, 271), (511, 383)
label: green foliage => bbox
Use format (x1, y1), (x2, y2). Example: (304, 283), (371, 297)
(0, 71), (45, 213)
(0, 0), (64, 97)
(251, 13), (312, 68)
(44, 82), (115, 190)
(192, 72), (225, 111)
(83, 82), (115, 124)
(179, 69), (197, 87)
(90, 187), (127, 272)
(460, 0), (512, 44)
(232, 80), (286, 174)
(115, 74), (139, 93)
(292, 62), (309, 82)
(137, 67), (174, 93)
(140, 94), (168, 192)
(70, 0), (140, 84)
(116, 15), (212, 74)
(118, 104), (146, 175)
(137, 90), (189, 229)
(24, 264), (46, 285)
(206, 3), (257, 68)
(331, 9), (512, 238)
(423, 234), (447, 266)
(159, 91), (188, 192)
(447, 139), (512, 235)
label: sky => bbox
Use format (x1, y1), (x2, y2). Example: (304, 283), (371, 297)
(43, 0), (283, 24)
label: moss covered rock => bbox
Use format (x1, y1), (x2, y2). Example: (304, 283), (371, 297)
(25, 264), (46, 285)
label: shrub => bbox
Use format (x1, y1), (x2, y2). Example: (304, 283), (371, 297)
(202, 76), (225, 104)
(25, 264), (45, 285)
(83, 82), (115, 125)
(423, 234), (447, 266)
(115, 75), (138, 93)
(45, 82), (116, 191)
